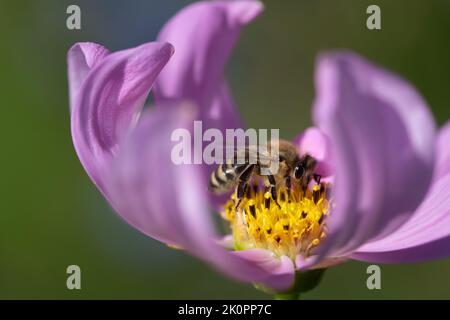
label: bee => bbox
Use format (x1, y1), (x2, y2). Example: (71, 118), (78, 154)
(208, 139), (321, 209)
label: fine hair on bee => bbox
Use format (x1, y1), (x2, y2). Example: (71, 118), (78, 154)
(208, 139), (321, 209)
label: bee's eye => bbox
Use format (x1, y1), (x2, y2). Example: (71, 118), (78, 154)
(294, 165), (304, 179)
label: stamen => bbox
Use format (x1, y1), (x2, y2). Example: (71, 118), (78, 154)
(246, 186), (252, 199)
(318, 213), (325, 225)
(264, 192), (271, 209)
(222, 182), (332, 260)
(252, 184), (259, 195)
(312, 184), (321, 204)
(320, 183), (325, 195)
(248, 200), (256, 218)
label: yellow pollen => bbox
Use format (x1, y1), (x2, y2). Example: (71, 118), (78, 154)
(221, 183), (331, 260)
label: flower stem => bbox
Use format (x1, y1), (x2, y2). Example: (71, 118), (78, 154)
(274, 269), (326, 300)
(255, 269), (326, 299)
(274, 292), (300, 300)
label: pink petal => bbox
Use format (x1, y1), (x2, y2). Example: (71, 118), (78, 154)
(216, 234), (234, 249)
(353, 173), (450, 263)
(312, 51), (436, 259)
(70, 42), (174, 200)
(154, 1), (263, 209)
(67, 42), (110, 109)
(232, 249), (295, 291)
(110, 104), (295, 291)
(293, 127), (334, 177)
(154, 0), (263, 130)
(109, 104), (203, 245)
(295, 255), (347, 271)
(155, 0), (263, 109)
(435, 121), (450, 179)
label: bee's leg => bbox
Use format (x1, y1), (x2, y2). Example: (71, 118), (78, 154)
(302, 174), (313, 194)
(267, 174), (281, 209)
(234, 164), (255, 209)
(313, 173), (322, 185)
(284, 175), (292, 202)
(235, 182), (249, 210)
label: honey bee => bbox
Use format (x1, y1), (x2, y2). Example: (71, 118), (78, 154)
(208, 139), (321, 209)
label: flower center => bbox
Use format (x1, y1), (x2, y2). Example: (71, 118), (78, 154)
(221, 182), (331, 260)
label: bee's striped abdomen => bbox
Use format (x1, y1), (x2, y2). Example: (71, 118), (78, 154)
(209, 162), (248, 194)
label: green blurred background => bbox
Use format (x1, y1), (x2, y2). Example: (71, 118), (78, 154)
(1, 0), (449, 299)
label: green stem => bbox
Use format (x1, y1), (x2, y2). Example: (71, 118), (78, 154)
(274, 292), (300, 300)
(269, 269), (326, 300)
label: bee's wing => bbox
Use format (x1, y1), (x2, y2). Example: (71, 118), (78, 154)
(221, 145), (278, 165)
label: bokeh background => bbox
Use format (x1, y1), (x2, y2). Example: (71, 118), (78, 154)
(1, 0), (449, 299)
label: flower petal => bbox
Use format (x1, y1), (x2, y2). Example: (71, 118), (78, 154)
(67, 42), (110, 109)
(154, 0), (263, 111)
(435, 121), (450, 179)
(352, 122), (450, 262)
(154, 0), (263, 208)
(293, 127), (334, 177)
(352, 173), (450, 263)
(295, 255), (347, 271)
(154, 0), (263, 132)
(313, 51), (436, 258)
(109, 104), (294, 291)
(70, 42), (174, 199)
(232, 249), (295, 291)
(109, 104), (202, 244)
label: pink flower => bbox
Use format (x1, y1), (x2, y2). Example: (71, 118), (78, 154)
(67, 0), (450, 294)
